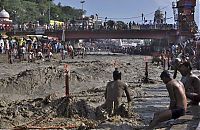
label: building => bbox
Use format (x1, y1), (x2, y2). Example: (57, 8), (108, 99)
(176, 0), (197, 33)
(154, 9), (165, 24)
(0, 9), (13, 31)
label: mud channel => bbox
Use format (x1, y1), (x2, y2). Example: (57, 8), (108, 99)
(0, 54), (199, 130)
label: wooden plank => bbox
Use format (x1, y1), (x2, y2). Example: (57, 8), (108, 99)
(178, 115), (194, 120)
(170, 124), (188, 130)
(170, 115), (194, 130)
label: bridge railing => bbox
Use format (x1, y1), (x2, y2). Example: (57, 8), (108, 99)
(5, 23), (176, 34)
(139, 24), (175, 30)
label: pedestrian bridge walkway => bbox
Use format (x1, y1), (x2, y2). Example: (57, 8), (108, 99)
(7, 29), (178, 40)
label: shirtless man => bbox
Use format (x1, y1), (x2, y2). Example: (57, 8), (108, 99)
(103, 68), (132, 116)
(178, 62), (200, 105)
(148, 70), (187, 130)
(172, 58), (182, 79)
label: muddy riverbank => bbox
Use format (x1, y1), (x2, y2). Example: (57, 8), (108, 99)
(0, 54), (199, 129)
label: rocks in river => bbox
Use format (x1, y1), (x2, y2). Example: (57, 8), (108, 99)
(0, 100), (7, 107)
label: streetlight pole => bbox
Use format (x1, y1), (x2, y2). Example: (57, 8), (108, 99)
(81, 0), (85, 11)
(12, 10), (16, 24)
(80, 0), (85, 30)
(49, 1), (51, 23)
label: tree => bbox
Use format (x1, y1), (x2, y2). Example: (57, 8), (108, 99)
(0, 0), (82, 25)
(107, 20), (115, 29)
(116, 21), (127, 30)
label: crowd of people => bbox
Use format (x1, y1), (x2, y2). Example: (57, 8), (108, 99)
(0, 35), (83, 63)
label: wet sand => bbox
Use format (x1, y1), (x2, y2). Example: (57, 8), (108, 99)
(0, 53), (199, 129)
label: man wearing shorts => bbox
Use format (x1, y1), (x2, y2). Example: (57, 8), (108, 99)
(148, 70), (187, 129)
(178, 62), (200, 105)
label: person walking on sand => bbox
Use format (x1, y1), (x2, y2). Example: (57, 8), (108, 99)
(147, 70), (187, 130)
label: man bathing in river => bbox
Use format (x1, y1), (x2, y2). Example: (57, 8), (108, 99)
(178, 62), (200, 105)
(171, 59), (200, 105)
(101, 68), (132, 116)
(148, 70), (187, 129)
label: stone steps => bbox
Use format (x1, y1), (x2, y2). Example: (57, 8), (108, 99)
(134, 84), (200, 130)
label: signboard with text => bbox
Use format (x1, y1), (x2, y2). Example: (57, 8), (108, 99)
(35, 26), (45, 34)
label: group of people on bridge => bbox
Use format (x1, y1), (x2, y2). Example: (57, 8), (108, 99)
(4, 19), (176, 33)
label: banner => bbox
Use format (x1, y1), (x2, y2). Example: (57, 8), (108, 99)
(50, 20), (64, 27)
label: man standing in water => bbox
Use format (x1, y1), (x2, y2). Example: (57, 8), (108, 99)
(178, 62), (200, 105)
(148, 70), (187, 130)
(102, 68), (132, 116)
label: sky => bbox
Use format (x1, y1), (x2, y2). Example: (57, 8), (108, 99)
(54, 0), (199, 26)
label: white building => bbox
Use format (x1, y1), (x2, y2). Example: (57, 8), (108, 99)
(0, 9), (12, 31)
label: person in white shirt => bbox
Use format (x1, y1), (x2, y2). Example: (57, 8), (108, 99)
(0, 38), (4, 54)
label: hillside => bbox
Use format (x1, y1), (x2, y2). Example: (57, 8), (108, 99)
(0, 0), (83, 25)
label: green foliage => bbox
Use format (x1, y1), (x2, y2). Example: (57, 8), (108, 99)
(0, 0), (83, 24)
(116, 21), (127, 29)
(107, 20), (115, 29)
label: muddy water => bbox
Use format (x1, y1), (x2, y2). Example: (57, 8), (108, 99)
(132, 84), (170, 125)
(0, 54), (199, 129)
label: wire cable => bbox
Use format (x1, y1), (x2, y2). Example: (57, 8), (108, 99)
(98, 4), (171, 20)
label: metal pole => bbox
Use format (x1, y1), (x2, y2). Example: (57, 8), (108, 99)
(142, 13), (144, 24)
(81, 2), (83, 11)
(144, 62), (149, 83)
(64, 64), (70, 97)
(64, 64), (70, 117)
(145, 62), (148, 78)
(65, 71), (69, 96)
(49, 1), (51, 23)
(80, 1), (85, 30)
(82, 3), (83, 29)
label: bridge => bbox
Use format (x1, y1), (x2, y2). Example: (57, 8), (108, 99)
(6, 27), (193, 43)
(63, 29), (177, 39)
(3, 1), (197, 43)
(4, 0), (197, 43)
